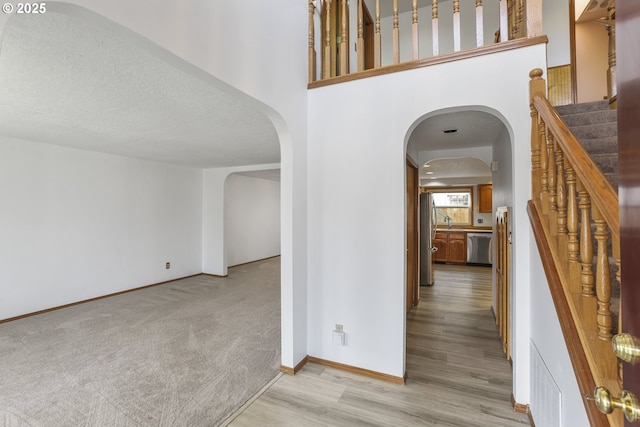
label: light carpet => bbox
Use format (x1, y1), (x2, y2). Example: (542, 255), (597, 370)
(0, 257), (281, 426)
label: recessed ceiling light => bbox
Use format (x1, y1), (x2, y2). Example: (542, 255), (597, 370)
(423, 164), (431, 168)
(425, 171), (434, 175)
(443, 128), (458, 134)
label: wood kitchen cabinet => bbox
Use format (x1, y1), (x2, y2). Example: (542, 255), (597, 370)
(433, 232), (448, 262)
(478, 184), (493, 213)
(447, 232), (467, 264)
(433, 231), (467, 264)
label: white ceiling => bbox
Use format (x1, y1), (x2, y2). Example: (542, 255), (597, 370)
(421, 157), (491, 186)
(235, 169), (281, 182)
(409, 110), (504, 152)
(0, 10), (281, 170)
(408, 110), (504, 186)
(576, 0), (611, 22)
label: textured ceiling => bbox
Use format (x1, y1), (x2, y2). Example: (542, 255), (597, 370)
(0, 10), (280, 169)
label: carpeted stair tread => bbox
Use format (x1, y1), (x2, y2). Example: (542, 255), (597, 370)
(555, 101), (618, 190)
(589, 153), (618, 174)
(569, 122), (617, 140)
(605, 173), (618, 189)
(555, 100), (610, 115)
(560, 109), (617, 127)
(577, 136), (618, 154)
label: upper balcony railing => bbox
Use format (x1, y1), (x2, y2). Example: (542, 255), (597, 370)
(308, 0), (543, 86)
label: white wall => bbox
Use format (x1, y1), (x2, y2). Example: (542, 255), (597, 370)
(225, 174), (280, 267)
(0, 0), (309, 369)
(575, 21), (609, 103)
(543, 0), (571, 67)
(529, 229), (589, 426)
(308, 43), (546, 386)
(0, 136), (203, 320)
(202, 163), (280, 276)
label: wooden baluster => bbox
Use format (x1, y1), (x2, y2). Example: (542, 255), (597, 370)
(375, 0), (381, 68)
(412, 0), (419, 60)
(547, 133), (558, 235)
(508, 0), (514, 39)
(323, 0), (332, 79)
(476, 0), (484, 47)
(357, 0), (364, 72)
(606, 0), (617, 106)
(593, 205), (613, 340)
(516, 0), (525, 38)
(577, 178), (599, 337)
(526, 0), (543, 38)
(530, 71), (542, 202)
(578, 180), (595, 298)
(308, 0), (316, 83)
(539, 121), (549, 213)
(556, 145), (567, 246)
(393, 0), (400, 64)
(340, 0), (348, 76)
(511, 0), (521, 39)
(453, 0), (461, 52)
(499, 0), (508, 42)
(613, 232), (621, 340)
(567, 162), (580, 291)
(432, 0), (439, 56)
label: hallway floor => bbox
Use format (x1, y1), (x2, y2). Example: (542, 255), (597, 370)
(228, 264), (530, 426)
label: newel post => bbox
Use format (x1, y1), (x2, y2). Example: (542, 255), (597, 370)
(529, 68), (545, 203)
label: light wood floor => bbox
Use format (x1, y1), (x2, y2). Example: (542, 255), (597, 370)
(227, 264), (530, 426)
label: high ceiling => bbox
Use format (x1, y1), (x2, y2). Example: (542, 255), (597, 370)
(0, 10), (281, 169)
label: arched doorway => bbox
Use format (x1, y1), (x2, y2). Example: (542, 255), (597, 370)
(404, 106), (514, 369)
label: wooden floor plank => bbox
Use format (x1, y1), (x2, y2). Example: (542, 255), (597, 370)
(228, 264), (530, 426)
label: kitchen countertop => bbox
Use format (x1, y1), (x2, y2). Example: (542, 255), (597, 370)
(436, 228), (492, 233)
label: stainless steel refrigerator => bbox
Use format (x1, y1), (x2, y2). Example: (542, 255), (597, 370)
(419, 192), (437, 286)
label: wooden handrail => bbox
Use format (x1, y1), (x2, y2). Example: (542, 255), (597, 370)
(531, 89), (619, 241)
(309, 36), (547, 89)
(527, 200), (610, 427)
(529, 68), (622, 427)
(310, 0), (541, 82)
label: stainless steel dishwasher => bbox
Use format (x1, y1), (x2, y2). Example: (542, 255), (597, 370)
(466, 233), (492, 265)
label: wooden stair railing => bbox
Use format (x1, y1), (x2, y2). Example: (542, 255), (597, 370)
(528, 68), (622, 427)
(308, 0), (543, 84)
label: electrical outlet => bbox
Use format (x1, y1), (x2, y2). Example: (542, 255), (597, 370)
(166, 262), (170, 269)
(478, 218), (483, 224)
